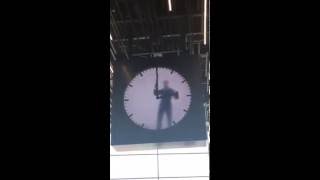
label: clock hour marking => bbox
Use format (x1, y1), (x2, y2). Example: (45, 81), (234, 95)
(170, 70), (174, 74)
(181, 80), (186, 83)
(128, 84), (133, 87)
(128, 114), (133, 118)
(124, 99), (129, 101)
(186, 95), (191, 97)
(141, 123), (144, 127)
(183, 109), (188, 112)
(139, 72), (143, 77)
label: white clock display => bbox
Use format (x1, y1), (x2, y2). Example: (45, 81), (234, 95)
(124, 67), (192, 130)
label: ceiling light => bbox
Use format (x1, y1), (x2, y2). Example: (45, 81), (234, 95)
(110, 65), (113, 73)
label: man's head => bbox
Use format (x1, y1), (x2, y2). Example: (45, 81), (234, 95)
(163, 80), (169, 88)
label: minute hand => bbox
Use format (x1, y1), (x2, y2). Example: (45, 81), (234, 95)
(154, 68), (159, 99)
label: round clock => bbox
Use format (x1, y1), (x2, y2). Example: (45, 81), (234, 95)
(123, 67), (192, 130)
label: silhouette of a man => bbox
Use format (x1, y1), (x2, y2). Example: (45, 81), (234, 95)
(154, 80), (179, 129)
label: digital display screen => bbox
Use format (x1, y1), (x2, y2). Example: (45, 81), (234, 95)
(111, 55), (207, 145)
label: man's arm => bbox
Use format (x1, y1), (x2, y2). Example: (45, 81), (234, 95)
(153, 89), (158, 96)
(154, 89), (163, 98)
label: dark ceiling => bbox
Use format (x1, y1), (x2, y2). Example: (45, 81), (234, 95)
(110, 0), (209, 60)
(110, 0), (210, 119)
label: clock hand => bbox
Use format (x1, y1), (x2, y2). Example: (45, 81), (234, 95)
(154, 67), (159, 99)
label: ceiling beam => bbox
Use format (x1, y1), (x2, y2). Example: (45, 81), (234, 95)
(114, 14), (203, 24)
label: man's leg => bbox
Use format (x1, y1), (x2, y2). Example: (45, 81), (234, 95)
(157, 107), (164, 130)
(166, 105), (172, 128)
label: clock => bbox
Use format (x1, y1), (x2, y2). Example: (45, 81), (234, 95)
(123, 67), (192, 130)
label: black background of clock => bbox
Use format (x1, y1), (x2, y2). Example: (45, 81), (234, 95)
(111, 55), (207, 145)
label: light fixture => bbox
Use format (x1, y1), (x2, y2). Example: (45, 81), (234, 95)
(110, 34), (113, 41)
(110, 65), (113, 73)
(168, 0), (172, 11)
(203, 0), (207, 45)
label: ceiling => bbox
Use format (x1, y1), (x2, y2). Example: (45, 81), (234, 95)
(110, 0), (210, 60)
(110, 0), (210, 112)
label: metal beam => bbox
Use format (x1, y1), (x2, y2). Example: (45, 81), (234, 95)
(110, 40), (117, 54)
(113, 33), (203, 42)
(131, 50), (178, 57)
(110, 12), (129, 60)
(110, 49), (116, 61)
(114, 14), (203, 24)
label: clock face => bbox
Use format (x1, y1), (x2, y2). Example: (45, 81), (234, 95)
(124, 67), (192, 130)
